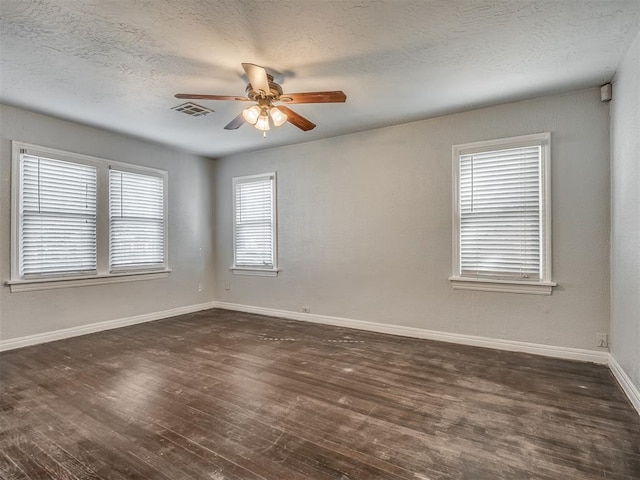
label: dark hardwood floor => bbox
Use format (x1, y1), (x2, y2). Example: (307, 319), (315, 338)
(1, 308), (639, 480)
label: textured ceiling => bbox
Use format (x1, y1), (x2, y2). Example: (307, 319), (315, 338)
(2, 1), (640, 158)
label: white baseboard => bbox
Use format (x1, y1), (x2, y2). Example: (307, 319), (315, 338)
(213, 302), (609, 365)
(0, 301), (216, 352)
(609, 355), (640, 415)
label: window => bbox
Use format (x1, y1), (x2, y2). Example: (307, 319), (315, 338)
(231, 172), (278, 276)
(19, 155), (98, 277)
(10, 142), (169, 292)
(451, 133), (555, 295)
(109, 169), (166, 271)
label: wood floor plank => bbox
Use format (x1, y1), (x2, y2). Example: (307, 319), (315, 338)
(1, 308), (639, 479)
(0, 451), (29, 480)
(3, 443), (56, 480)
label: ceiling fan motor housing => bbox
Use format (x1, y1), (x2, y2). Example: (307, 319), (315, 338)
(245, 74), (283, 101)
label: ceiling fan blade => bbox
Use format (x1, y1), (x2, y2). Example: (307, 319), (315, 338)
(278, 91), (347, 104)
(278, 106), (316, 131)
(242, 63), (271, 95)
(175, 94), (250, 101)
(224, 112), (246, 130)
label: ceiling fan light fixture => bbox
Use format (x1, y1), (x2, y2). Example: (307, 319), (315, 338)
(255, 112), (270, 131)
(176, 62), (345, 133)
(242, 105), (261, 124)
(269, 106), (288, 127)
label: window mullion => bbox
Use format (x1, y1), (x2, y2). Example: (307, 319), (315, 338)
(96, 164), (110, 275)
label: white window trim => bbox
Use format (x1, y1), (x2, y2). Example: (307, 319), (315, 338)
(9, 141), (170, 292)
(229, 266), (280, 277)
(450, 132), (556, 295)
(230, 172), (279, 277)
(6, 270), (171, 293)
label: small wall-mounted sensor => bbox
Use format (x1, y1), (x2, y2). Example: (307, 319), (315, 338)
(600, 83), (612, 102)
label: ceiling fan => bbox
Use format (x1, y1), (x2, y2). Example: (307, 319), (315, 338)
(175, 63), (346, 134)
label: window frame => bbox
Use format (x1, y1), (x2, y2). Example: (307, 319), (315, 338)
(450, 133), (556, 295)
(9, 142), (170, 292)
(230, 172), (279, 277)
(18, 153), (98, 279)
(108, 166), (168, 273)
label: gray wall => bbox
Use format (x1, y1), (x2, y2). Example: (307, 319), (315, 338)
(611, 31), (640, 391)
(214, 88), (610, 351)
(0, 105), (216, 340)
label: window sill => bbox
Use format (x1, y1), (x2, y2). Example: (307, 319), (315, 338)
(449, 276), (556, 295)
(230, 266), (279, 277)
(6, 270), (171, 293)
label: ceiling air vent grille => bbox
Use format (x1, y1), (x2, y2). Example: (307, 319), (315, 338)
(172, 102), (213, 117)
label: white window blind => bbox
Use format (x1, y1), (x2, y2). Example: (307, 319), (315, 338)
(109, 169), (165, 270)
(458, 145), (542, 280)
(19, 153), (97, 277)
(233, 174), (276, 269)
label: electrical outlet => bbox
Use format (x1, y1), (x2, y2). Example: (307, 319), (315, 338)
(224, 281), (230, 291)
(302, 306), (311, 313)
(198, 283), (203, 292)
(596, 333), (608, 348)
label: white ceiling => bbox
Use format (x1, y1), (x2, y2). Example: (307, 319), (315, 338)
(2, 1), (640, 158)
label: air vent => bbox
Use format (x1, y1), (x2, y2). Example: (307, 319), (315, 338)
(172, 102), (213, 117)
